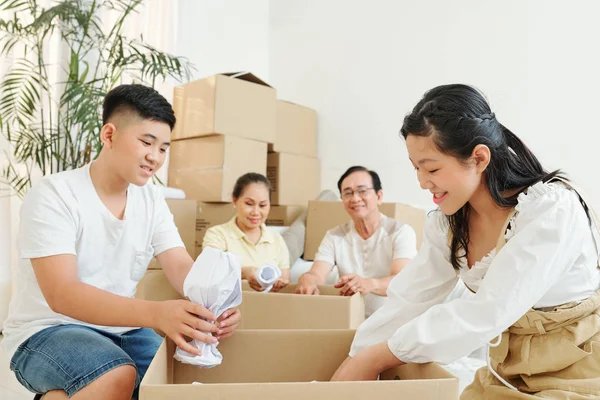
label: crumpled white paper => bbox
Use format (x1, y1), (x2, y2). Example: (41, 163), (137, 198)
(174, 247), (242, 368)
(255, 263), (281, 292)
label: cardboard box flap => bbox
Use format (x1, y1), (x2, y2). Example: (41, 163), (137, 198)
(143, 339), (171, 385)
(242, 282), (347, 297)
(221, 71), (272, 88)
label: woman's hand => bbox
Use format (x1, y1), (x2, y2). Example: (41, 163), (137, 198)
(331, 343), (404, 381)
(272, 268), (290, 292)
(242, 267), (263, 291)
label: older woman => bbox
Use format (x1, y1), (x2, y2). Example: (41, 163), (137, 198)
(203, 173), (290, 292)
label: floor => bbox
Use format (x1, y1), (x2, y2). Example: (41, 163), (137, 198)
(0, 335), (31, 400)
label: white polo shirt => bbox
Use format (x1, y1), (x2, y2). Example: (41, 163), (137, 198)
(314, 213), (417, 316)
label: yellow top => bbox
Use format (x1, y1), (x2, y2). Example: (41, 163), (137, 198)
(202, 217), (290, 269)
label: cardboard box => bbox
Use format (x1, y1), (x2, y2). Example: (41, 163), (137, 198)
(267, 153), (320, 206)
(137, 271), (364, 330)
(268, 100), (317, 158)
(195, 202), (236, 252)
(135, 269), (180, 302)
(171, 72), (276, 143)
(265, 205), (305, 226)
(194, 245), (202, 259)
(140, 330), (459, 400)
(304, 201), (427, 261)
(148, 199), (197, 270)
(168, 135), (267, 202)
(240, 282), (364, 329)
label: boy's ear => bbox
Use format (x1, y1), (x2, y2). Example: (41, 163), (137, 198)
(100, 123), (117, 148)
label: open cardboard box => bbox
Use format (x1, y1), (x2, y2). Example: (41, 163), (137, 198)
(137, 271), (365, 330)
(140, 330), (459, 399)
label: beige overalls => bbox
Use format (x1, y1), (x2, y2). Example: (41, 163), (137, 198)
(461, 180), (600, 399)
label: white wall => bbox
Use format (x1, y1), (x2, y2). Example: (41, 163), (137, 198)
(167, 0), (270, 185)
(176, 0), (270, 82)
(269, 0), (600, 209)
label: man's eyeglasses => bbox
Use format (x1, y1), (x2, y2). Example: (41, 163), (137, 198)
(342, 187), (374, 200)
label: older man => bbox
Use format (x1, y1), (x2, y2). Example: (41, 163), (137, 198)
(296, 166), (417, 316)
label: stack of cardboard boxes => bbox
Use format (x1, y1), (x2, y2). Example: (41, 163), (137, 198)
(164, 72), (317, 259)
(166, 72), (272, 259)
(267, 99), (320, 212)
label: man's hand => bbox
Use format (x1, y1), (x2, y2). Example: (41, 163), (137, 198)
(295, 261), (332, 295)
(153, 299), (217, 355)
(296, 273), (320, 295)
(334, 274), (377, 296)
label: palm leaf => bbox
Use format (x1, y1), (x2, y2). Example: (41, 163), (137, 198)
(0, 0), (29, 12)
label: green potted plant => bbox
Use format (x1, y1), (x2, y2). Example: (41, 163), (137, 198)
(0, 0), (194, 198)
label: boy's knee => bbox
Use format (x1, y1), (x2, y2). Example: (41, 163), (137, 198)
(108, 365), (137, 393)
(75, 364), (137, 400)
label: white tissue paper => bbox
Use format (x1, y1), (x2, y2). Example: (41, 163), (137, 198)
(158, 186), (186, 199)
(174, 247), (242, 368)
(255, 263), (281, 292)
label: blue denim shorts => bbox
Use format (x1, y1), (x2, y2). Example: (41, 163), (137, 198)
(10, 324), (162, 398)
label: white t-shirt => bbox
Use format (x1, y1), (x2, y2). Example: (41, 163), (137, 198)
(2, 164), (184, 360)
(350, 181), (600, 364)
(314, 213), (418, 316)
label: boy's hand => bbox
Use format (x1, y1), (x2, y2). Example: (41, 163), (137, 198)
(154, 299), (218, 355)
(215, 307), (242, 340)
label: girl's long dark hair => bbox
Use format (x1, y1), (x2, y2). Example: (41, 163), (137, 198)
(400, 84), (561, 270)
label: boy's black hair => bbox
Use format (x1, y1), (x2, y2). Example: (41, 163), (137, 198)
(102, 84), (176, 130)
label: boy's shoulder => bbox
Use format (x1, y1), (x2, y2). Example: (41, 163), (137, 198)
(26, 166), (89, 202)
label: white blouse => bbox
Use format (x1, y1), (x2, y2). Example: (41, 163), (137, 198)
(349, 181), (600, 364)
